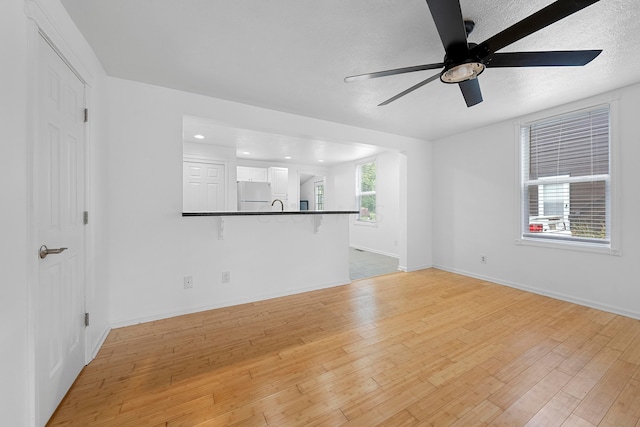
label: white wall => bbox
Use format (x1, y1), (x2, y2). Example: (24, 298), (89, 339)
(329, 161), (355, 212)
(404, 145), (433, 271)
(331, 152), (401, 257)
(1, 1), (30, 425)
(432, 85), (640, 319)
(106, 77), (433, 324)
(110, 213), (351, 326)
(183, 141), (237, 164)
(2, 0), (110, 424)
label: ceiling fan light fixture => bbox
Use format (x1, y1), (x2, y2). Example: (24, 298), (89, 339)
(440, 62), (485, 83)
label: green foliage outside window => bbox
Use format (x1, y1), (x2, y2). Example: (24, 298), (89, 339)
(360, 162), (376, 192)
(358, 162), (376, 221)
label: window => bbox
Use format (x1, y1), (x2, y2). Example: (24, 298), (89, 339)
(356, 160), (376, 222)
(520, 105), (610, 246)
(314, 181), (324, 211)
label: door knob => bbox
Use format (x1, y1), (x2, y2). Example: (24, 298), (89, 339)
(39, 245), (67, 259)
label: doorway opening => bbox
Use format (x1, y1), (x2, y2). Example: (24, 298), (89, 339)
(349, 247), (399, 280)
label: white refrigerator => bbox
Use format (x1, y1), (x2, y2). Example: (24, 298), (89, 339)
(237, 181), (271, 211)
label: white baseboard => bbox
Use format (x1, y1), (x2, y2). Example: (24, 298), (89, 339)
(398, 263), (433, 273)
(89, 324), (110, 361)
(432, 264), (640, 321)
(109, 278), (351, 329)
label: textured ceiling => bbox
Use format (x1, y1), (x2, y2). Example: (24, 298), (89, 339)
(61, 0), (640, 142)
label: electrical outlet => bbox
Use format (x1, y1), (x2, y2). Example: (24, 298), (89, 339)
(184, 276), (193, 289)
(222, 271), (230, 284)
(480, 255), (487, 264)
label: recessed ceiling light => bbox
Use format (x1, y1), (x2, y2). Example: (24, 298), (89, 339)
(318, 159), (324, 163)
(284, 156), (292, 160)
(194, 134), (205, 139)
(242, 151), (251, 155)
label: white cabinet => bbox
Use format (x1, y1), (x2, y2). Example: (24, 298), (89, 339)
(237, 166), (268, 182)
(268, 167), (288, 201)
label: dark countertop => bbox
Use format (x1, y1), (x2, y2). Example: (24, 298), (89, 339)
(183, 210), (358, 217)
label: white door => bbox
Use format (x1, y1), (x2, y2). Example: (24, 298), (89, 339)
(183, 161), (226, 211)
(35, 34), (86, 425)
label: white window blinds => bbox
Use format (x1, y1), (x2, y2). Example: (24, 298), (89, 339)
(521, 106), (610, 245)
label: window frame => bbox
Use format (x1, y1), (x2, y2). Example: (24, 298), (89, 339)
(516, 100), (620, 256)
(355, 157), (377, 224)
(314, 180), (324, 211)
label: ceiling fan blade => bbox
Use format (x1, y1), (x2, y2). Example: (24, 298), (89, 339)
(378, 73), (441, 106)
(459, 79), (483, 107)
(425, 0), (469, 59)
(486, 50), (602, 67)
(471, 0), (601, 58)
(344, 63), (444, 83)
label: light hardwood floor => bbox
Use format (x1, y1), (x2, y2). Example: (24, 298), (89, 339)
(48, 269), (640, 426)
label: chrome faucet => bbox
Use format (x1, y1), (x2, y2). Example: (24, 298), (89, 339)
(272, 199), (284, 211)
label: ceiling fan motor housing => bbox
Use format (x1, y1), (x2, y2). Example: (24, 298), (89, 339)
(440, 43), (486, 84)
(440, 61), (485, 83)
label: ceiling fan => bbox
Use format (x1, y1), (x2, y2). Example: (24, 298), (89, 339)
(344, 0), (602, 107)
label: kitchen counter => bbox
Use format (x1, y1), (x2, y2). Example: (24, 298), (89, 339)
(183, 210), (358, 237)
(182, 210), (358, 217)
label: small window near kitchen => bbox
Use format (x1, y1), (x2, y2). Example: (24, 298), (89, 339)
(314, 181), (324, 211)
(520, 105), (611, 247)
(356, 159), (377, 222)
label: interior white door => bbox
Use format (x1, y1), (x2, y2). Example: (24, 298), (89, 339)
(35, 34), (86, 425)
(183, 161), (226, 211)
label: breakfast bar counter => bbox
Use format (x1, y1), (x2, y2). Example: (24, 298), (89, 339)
(182, 210), (358, 216)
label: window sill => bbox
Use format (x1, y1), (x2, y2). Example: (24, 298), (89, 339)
(516, 236), (621, 256)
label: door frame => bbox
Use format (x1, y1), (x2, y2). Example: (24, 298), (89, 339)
(296, 168), (327, 211)
(25, 2), (93, 425)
